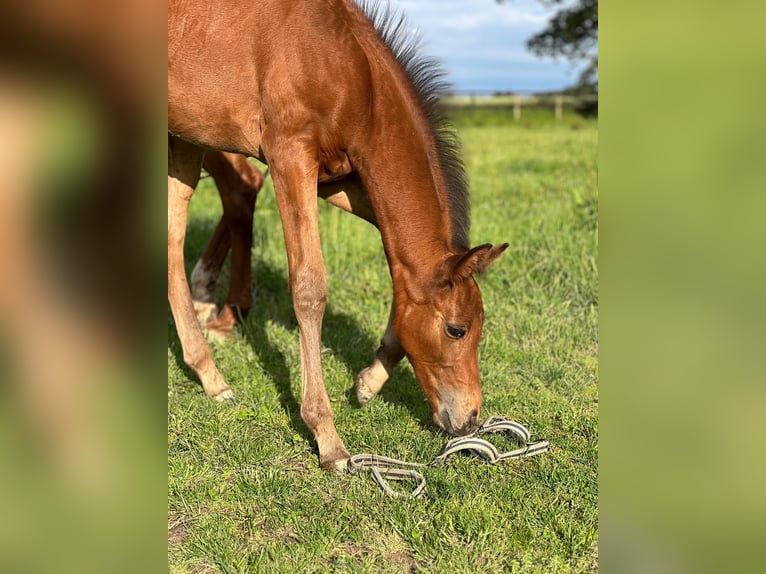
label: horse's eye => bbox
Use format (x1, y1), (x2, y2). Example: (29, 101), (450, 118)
(445, 324), (466, 339)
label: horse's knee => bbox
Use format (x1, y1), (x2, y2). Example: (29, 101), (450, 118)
(291, 269), (326, 319)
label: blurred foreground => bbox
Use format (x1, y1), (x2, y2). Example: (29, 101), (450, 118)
(601, 2), (766, 573)
(0, 1), (164, 572)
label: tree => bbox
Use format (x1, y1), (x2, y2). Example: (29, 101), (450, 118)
(499, 0), (597, 91)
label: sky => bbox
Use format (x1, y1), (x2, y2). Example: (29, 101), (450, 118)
(393, 0), (586, 93)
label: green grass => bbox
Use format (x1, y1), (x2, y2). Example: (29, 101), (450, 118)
(168, 110), (598, 573)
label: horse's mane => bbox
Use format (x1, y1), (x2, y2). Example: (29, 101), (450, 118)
(354, 0), (471, 252)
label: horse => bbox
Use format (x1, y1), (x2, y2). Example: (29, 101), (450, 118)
(168, 0), (508, 471)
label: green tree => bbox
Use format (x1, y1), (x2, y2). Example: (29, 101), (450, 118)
(499, 0), (597, 90)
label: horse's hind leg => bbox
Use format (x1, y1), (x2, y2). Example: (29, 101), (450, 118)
(190, 215), (229, 325)
(168, 136), (233, 400)
(191, 152), (263, 336)
(319, 177), (405, 406)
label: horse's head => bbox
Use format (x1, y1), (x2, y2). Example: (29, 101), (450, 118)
(394, 243), (508, 436)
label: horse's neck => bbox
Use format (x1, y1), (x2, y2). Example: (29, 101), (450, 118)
(353, 89), (454, 292)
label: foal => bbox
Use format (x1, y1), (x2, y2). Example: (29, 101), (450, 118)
(168, 0), (507, 470)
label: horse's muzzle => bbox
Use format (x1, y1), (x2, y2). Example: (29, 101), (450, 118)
(437, 408), (479, 436)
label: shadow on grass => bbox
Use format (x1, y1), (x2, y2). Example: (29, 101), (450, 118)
(239, 260), (432, 434)
(168, 227), (434, 443)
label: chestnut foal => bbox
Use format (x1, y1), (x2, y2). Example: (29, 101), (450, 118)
(168, 0), (507, 470)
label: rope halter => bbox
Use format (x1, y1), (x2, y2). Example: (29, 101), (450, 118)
(348, 416), (549, 498)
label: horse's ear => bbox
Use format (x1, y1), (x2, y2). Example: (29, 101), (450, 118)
(449, 243), (509, 283)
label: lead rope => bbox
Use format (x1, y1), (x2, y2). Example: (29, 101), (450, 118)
(347, 416), (549, 498)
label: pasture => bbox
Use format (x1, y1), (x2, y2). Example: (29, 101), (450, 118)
(168, 109), (598, 573)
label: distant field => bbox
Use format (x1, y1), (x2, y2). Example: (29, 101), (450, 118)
(168, 109), (598, 573)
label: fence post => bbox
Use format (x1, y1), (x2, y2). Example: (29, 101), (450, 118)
(555, 95), (563, 120)
(513, 95), (521, 121)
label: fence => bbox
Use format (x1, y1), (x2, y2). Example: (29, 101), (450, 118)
(440, 90), (598, 119)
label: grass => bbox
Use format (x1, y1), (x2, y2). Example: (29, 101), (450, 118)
(168, 109), (598, 573)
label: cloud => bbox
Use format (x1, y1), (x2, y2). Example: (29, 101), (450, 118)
(439, 7), (549, 31)
(389, 0), (579, 91)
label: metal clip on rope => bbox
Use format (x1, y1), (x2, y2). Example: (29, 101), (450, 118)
(348, 416), (549, 498)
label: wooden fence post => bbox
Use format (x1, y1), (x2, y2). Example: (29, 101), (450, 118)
(513, 95), (521, 121)
(555, 95), (563, 120)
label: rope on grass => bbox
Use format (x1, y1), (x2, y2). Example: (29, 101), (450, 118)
(348, 416), (549, 498)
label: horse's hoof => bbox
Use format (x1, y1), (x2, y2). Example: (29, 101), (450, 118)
(213, 388), (235, 402)
(355, 368), (379, 406)
(193, 300), (219, 326)
(356, 387), (373, 407)
(355, 359), (392, 407)
(320, 456), (350, 473)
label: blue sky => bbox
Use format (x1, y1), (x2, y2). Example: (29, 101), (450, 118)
(393, 0), (586, 93)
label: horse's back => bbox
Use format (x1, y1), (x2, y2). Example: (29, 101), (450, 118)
(168, 0), (373, 157)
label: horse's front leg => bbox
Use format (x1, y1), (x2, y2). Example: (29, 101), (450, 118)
(355, 301), (405, 405)
(268, 139), (349, 471)
(319, 178), (405, 405)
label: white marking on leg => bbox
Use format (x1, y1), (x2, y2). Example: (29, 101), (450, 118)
(355, 358), (390, 405)
(192, 300), (218, 326)
(190, 259), (217, 302)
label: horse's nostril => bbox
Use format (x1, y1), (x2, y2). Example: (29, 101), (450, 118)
(464, 409), (478, 432)
(438, 410), (453, 434)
